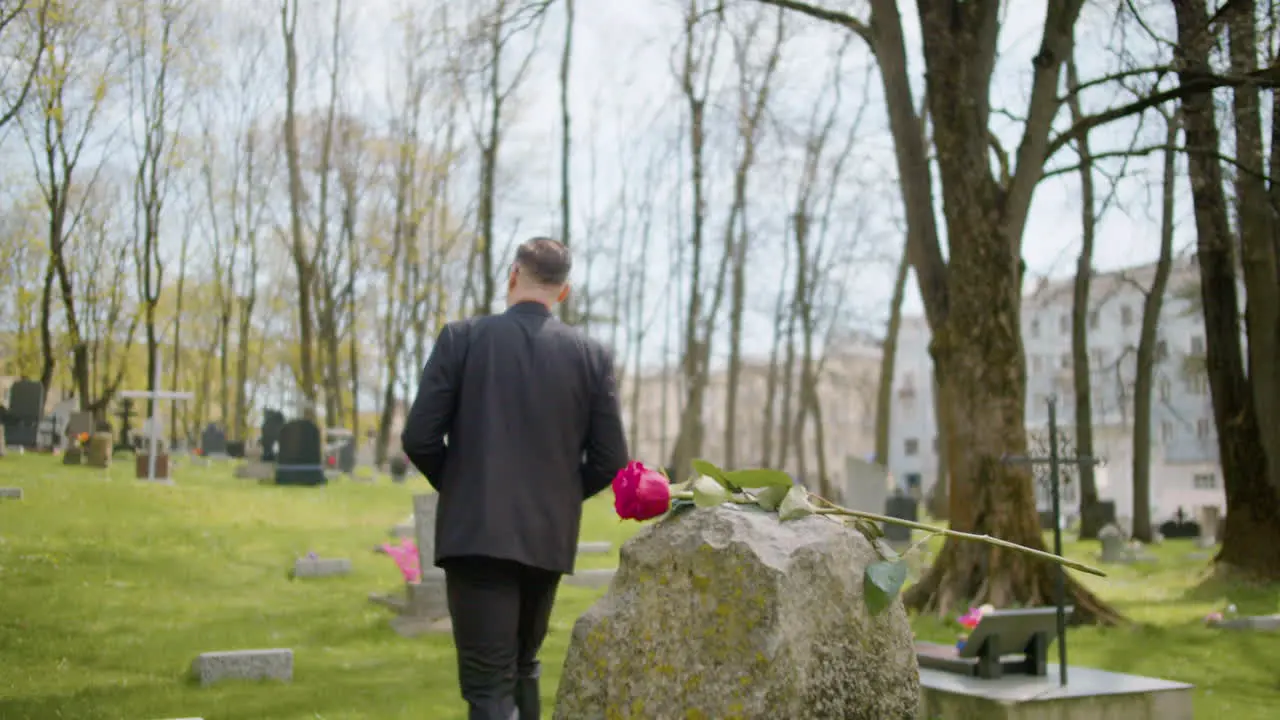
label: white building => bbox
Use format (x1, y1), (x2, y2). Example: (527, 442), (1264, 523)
(887, 257), (1224, 524)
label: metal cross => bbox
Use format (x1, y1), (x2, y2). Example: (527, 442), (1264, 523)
(1002, 394), (1101, 688)
(119, 355), (194, 482)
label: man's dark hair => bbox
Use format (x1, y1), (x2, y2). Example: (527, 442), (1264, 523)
(514, 237), (572, 285)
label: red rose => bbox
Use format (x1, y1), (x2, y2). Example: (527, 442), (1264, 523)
(612, 461), (671, 521)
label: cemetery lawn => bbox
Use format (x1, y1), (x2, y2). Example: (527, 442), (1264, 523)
(0, 456), (1274, 719)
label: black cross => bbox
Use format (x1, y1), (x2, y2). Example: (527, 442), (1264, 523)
(1002, 395), (1101, 688)
(116, 399), (137, 447)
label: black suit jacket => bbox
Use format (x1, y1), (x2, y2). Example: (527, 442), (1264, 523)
(400, 302), (630, 574)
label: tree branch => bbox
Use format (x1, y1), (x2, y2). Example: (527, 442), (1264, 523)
(749, 0), (871, 46)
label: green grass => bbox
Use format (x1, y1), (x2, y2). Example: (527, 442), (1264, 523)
(1, 454), (1277, 719)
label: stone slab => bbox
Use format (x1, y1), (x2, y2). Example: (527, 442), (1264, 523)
(919, 664), (1193, 720)
(389, 522), (414, 538)
(234, 461), (275, 480)
(190, 649), (293, 686)
(562, 567), (615, 588)
(292, 557), (351, 578)
(1208, 614), (1280, 631)
(577, 541), (612, 554)
(0, 488), (22, 500)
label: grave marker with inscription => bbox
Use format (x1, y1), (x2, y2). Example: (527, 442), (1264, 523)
(274, 420), (326, 486)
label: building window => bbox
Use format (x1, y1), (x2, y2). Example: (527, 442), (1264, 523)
(1196, 418), (1211, 439)
(1059, 314), (1070, 334)
(1159, 377), (1171, 401)
(1190, 336), (1205, 354)
(1188, 375), (1209, 395)
(1032, 355), (1043, 372)
(1088, 310), (1100, 329)
(1193, 473), (1216, 490)
(1120, 305), (1134, 327)
(904, 438), (919, 456)
(1161, 421), (1173, 442)
(1030, 318), (1040, 338)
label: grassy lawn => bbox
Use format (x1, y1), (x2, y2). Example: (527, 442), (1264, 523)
(1, 453), (1277, 719)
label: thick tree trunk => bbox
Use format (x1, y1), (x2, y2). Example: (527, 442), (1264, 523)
(1131, 115), (1178, 543)
(1174, 0), (1280, 577)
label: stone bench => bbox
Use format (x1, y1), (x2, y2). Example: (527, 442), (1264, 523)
(0, 488), (22, 500)
(191, 649), (293, 686)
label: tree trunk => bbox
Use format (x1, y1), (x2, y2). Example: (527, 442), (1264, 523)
(557, 0), (574, 323)
(759, 234), (790, 468)
(1131, 113), (1178, 543)
(873, 245), (910, 466)
(1065, 58), (1101, 538)
(1173, 0), (1280, 577)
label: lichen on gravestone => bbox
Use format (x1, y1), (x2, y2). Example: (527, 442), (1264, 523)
(553, 504), (920, 720)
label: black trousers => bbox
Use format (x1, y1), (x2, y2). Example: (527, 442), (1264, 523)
(443, 556), (561, 720)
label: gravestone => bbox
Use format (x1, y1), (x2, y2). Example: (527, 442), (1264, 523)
(0, 487), (22, 499)
(190, 649), (293, 686)
(292, 556), (351, 579)
(336, 438), (355, 474)
(1080, 500), (1116, 535)
(64, 412), (94, 446)
(0, 404), (6, 455)
(201, 424), (227, 457)
(371, 494), (449, 637)
(1195, 506), (1220, 549)
(274, 419), (326, 486)
(883, 494), (918, 544)
(388, 454), (409, 483)
(4, 379), (43, 449)
(1098, 524), (1128, 564)
(554, 505), (920, 718)
(1158, 518), (1199, 539)
(1038, 511), (1058, 530)
(226, 441), (245, 458)
(86, 432), (113, 468)
(260, 409), (285, 462)
(114, 399), (137, 452)
(843, 456), (891, 515)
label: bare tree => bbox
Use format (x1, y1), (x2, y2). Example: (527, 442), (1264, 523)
(0, 0), (50, 129)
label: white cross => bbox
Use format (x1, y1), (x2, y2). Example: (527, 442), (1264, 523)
(119, 354), (194, 482)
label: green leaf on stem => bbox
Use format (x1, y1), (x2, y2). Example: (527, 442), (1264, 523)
(692, 475), (730, 508)
(853, 518), (885, 541)
(778, 486), (815, 521)
(864, 560), (908, 615)
(691, 459), (731, 488)
(666, 497), (696, 519)
(724, 468), (793, 490)
(753, 485), (790, 511)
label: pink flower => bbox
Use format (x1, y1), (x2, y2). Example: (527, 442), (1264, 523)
(381, 540), (421, 583)
(612, 461), (672, 521)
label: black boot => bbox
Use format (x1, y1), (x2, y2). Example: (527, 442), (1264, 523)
(515, 676), (540, 720)
(467, 695), (517, 720)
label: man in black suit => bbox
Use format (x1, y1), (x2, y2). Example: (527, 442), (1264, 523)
(401, 237), (630, 720)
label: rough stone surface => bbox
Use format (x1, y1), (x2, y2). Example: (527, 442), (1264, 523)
(553, 505), (919, 720)
(86, 433), (113, 468)
(191, 649), (293, 686)
(293, 557), (351, 578)
(0, 487), (22, 499)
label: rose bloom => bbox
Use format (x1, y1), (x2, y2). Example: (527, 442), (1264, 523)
(612, 461), (671, 521)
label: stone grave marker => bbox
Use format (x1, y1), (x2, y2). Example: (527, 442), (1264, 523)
(843, 455), (890, 516)
(121, 378), (193, 482)
(370, 493), (449, 636)
(86, 432), (113, 468)
(274, 419), (326, 486)
(292, 555), (352, 579)
(388, 454), (409, 483)
(260, 409), (285, 462)
(0, 404), (6, 455)
(336, 438), (355, 474)
(200, 423), (228, 457)
(114, 398), (137, 453)
(1195, 505), (1220, 549)
(1098, 524), (1128, 563)
(64, 411), (94, 446)
(1158, 507), (1199, 539)
(190, 649), (293, 686)
(226, 440), (245, 458)
(0, 487), (22, 500)
(884, 493), (918, 545)
(554, 505), (920, 718)
(4, 379), (43, 449)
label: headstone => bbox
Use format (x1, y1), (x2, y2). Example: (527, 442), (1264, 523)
(1038, 510), (1058, 530)
(260, 410), (285, 462)
(1098, 524), (1128, 563)
(114, 399), (137, 452)
(0, 405), (6, 455)
(64, 412), (94, 446)
(375, 494), (449, 637)
(336, 438), (355, 474)
(0, 487), (22, 499)
(413, 494), (439, 576)
(883, 494), (918, 544)
(226, 441), (245, 458)
(274, 419), (326, 486)
(190, 649), (293, 686)
(135, 453), (171, 481)
(1081, 500), (1117, 533)
(4, 379), (43, 449)
(554, 506), (920, 718)
(292, 556), (352, 578)
(843, 456), (891, 516)
(201, 424), (227, 456)
(388, 454), (408, 483)
(63, 444), (83, 465)
(1195, 506), (1221, 549)
(1158, 517), (1199, 539)
(86, 432), (113, 468)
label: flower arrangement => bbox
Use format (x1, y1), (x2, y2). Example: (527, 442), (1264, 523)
(611, 459), (1106, 614)
(955, 603), (995, 649)
(77, 432), (90, 449)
